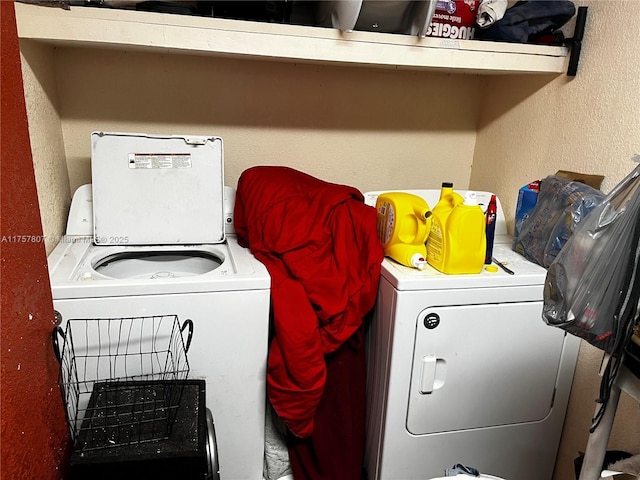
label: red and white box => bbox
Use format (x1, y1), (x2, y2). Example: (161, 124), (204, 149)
(425, 0), (480, 40)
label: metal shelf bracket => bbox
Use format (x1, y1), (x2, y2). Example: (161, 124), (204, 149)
(564, 6), (588, 77)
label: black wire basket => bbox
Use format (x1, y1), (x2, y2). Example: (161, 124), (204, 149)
(53, 315), (193, 451)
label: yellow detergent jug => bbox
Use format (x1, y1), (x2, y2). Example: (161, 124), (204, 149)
(426, 182), (464, 271)
(427, 185), (486, 274)
(376, 192), (432, 270)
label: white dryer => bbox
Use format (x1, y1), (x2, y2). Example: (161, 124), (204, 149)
(48, 132), (270, 480)
(363, 190), (580, 480)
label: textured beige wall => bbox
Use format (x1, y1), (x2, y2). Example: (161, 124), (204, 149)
(471, 2), (640, 479)
(19, 41), (70, 255)
(54, 47), (481, 196)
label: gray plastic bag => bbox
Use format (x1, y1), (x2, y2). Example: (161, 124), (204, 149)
(543, 161), (640, 431)
(543, 163), (640, 353)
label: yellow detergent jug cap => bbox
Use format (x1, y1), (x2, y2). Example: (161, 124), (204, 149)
(485, 265), (499, 273)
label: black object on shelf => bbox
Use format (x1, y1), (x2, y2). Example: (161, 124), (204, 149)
(207, 1), (293, 24)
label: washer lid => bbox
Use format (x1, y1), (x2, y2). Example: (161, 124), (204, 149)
(91, 132), (225, 245)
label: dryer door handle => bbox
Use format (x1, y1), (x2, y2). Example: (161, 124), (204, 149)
(419, 355), (446, 394)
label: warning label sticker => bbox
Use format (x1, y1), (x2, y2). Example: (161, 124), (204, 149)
(128, 153), (192, 169)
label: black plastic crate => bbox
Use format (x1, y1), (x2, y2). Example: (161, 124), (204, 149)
(67, 380), (209, 480)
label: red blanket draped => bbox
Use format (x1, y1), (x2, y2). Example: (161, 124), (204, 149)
(234, 166), (383, 438)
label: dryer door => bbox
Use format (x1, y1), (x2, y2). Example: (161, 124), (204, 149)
(406, 302), (566, 435)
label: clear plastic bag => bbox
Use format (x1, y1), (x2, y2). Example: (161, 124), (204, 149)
(543, 163), (640, 353)
(513, 175), (605, 268)
(543, 162), (640, 431)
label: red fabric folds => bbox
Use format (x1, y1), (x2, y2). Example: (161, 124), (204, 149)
(288, 325), (368, 480)
(234, 166), (383, 438)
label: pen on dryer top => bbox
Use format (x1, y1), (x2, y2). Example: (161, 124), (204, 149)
(492, 257), (514, 275)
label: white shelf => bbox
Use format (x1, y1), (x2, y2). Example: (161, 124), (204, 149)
(15, 2), (568, 75)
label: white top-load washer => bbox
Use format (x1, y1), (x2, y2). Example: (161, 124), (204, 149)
(363, 190), (580, 480)
(48, 132), (271, 480)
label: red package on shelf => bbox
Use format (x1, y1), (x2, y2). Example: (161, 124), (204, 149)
(425, 0), (479, 40)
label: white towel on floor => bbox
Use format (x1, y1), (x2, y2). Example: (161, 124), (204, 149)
(263, 406), (292, 480)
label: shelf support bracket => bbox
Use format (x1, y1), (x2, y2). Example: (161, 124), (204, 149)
(564, 6), (588, 77)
